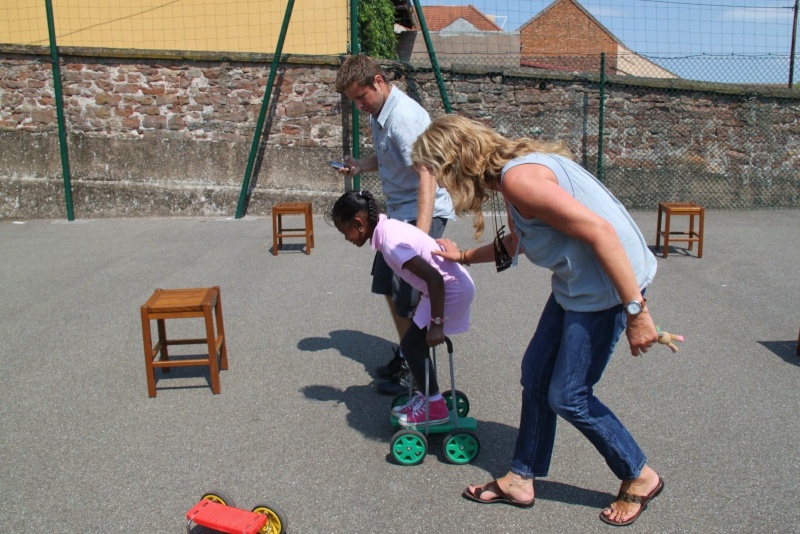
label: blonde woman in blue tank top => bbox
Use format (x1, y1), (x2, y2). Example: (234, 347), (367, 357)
(412, 114), (663, 527)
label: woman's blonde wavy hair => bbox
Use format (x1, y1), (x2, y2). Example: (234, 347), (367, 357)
(412, 114), (573, 240)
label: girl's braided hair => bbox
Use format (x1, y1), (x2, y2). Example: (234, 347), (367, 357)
(327, 190), (379, 228)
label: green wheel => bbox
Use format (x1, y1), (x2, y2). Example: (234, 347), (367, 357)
(391, 429), (427, 466)
(442, 390), (470, 417)
(251, 502), (289, 534)
(443, 431), (480, 464)
(200, 490), (234, 507)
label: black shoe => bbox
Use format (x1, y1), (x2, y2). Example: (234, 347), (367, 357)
(376, 366), (412, 396)
(376, 347), (404, 379)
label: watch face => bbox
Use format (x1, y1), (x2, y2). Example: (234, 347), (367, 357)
(431, 317), (443, 325)
(626, 301), (642, 315)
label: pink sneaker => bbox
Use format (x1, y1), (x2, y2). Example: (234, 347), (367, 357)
(397, 397), (449, 427)
(392, 392), (424, 418)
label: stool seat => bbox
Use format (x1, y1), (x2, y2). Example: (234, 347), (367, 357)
(272, 201), (314, 255)
(656, 202), (705, 258)
(140, 286), (228, 397)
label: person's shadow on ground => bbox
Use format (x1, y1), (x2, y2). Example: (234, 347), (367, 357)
(301, 383), (391, 442)
(297, 329), (613, 507)
(758, 340), (800, 366)
(300, 383), (611, 506)
(297, 329), (395, 379)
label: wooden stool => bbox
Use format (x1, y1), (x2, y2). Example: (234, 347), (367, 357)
(656, 202), (705, 258)
(140, 287), (228, 397)
(272, 201), (314, 255)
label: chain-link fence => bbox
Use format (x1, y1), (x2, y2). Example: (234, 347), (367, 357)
(348, 1), (800, 211)
(354, 53), (799, 211)
(1, 0), (798, 218)
(358, 0), (800, 211)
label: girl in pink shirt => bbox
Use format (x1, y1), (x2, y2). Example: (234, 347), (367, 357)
(329, 190), (474, 427)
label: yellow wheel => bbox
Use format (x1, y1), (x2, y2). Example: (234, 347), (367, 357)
(200, 491), (235, 507)
(252, 503), (289, 534)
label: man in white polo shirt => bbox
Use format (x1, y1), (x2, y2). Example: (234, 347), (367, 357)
(335, 54), (455, 395)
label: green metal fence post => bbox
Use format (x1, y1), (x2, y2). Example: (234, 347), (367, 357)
(350, 0), (360, 191)
(44, 0), (74, 221)
(235, 0), (295, 219)
(790, 0), (798, 88)
(597, 52), (606, 182)
(412, 0), (452, 113)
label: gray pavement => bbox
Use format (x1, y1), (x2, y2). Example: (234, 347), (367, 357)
(1, 209), (799, 533)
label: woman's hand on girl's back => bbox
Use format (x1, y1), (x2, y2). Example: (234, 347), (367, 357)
(433, 238), (460, 262)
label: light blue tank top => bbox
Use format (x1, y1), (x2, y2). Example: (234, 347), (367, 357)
(501, 153), (657, 312)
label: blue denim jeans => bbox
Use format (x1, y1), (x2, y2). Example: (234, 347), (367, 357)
(510, 293), (646, 480)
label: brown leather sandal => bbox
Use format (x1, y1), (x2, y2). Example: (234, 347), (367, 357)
(462, 480), (535, 509)
(599, 477), (665, 526)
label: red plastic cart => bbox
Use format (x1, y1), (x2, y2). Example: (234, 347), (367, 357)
(185, 492), (287, 534)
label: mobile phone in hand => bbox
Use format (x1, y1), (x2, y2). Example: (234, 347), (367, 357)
(329, 160), (350, 171)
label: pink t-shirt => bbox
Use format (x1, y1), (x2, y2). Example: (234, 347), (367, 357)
(371, 214), (474, 334)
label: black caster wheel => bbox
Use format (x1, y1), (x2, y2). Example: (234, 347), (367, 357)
(390, 429), (427, 466)
(443, 390), (470, 417)
(251, 502), (289, 534)
(443, 430), (480, 464)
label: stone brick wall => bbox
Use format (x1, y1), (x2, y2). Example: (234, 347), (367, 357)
(2, 55), (343, 144)
(0, 51), (350, 219)
(1, 46), (798, 219)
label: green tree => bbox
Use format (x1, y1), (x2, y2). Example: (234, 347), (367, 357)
(358, 0), (398, 59)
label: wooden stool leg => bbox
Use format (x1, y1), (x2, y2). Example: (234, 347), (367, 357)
(656, 206), (663, 252)
(688, 214), (695, 251)
(308, 204), (315, 248)
(141, 306), (157, 398)
(662, 211), (671, 258)
(272, 211), (279, 256)
(156, 318), (170, 372)
(214, 288), (228, 370)
(697, 207), (705, 258)
(204, 303), (221, 394)
(305, 206), (312, 254)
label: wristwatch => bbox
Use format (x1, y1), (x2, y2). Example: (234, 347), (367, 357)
(431, 316), (444, 326)
(625, 299), (646, 316)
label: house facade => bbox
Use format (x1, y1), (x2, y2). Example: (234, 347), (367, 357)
(396, 4), (520, 69)
(519, 0), (676, 78)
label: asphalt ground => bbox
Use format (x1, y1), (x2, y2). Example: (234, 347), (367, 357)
(1, 209), (799, 533)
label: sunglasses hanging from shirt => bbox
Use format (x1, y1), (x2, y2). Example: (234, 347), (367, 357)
(491, 191), (513, 273)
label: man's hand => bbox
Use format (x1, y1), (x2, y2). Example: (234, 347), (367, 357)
(341, 155), (359, 176)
